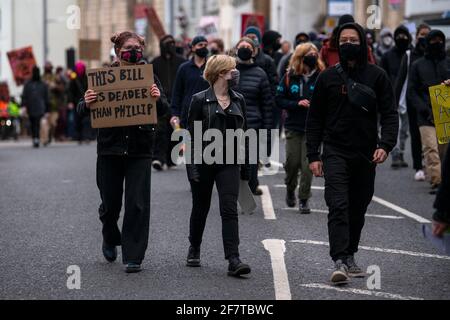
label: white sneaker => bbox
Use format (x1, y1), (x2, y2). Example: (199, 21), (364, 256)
(415, 170), (426, 182)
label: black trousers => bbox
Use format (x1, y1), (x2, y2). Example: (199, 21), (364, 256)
(29, 116), (42, 140)
(189, 165), (240, 259)
(407, 104), (423, 171)
(96, 155), (151, 264)
(322, 145), (376, 262)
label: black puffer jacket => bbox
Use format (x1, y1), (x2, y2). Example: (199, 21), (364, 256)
(236, 62), (274, 130)
(254, 50), (279, 96)
(77, 63), (169, 158)
(407, 30), (450, 127)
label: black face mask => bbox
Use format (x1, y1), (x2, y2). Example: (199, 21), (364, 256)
(195, 47), (209, 58)
(303, 55), (318, 69)
(120, 48), (143, 64)
(340, 43), (361, 62)
(273, 42), (282, 52)
(395, 38), (410, 52)
(428, 42), (445, 59)
(210, 49), (220, 55)
(175, 46), (184, 55)
(417, 37), (427, 50)
(238, 47), (253, 61)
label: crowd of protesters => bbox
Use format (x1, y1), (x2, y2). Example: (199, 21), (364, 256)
(6, 15), (449, 281)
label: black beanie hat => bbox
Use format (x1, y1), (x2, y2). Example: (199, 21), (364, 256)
(338, 14), (355, 26)
(191, 36), (208, 47)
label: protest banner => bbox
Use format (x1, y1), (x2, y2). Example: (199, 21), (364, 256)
(429, 84), (450, 145)
(87, 64), (157, 129)
(7, 46), (37, 86)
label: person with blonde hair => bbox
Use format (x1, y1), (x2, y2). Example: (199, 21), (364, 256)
(185, 54), (251, 277)
(276, 42), (325, 213)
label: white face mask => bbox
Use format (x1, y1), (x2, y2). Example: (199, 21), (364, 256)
(382, 36), (393, 47)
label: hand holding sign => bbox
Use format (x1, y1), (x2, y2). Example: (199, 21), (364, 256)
(87, 64), (157, 128)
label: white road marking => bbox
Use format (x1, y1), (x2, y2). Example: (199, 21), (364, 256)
(372, 196), (431, 224)
(291, 240), (450, 260)
(262, 239), (292, 300)
(274, 185), (430, 224)
(299, 283), (424, 300)
(282, 208), (404, 219)
(260, 185), (276, 220)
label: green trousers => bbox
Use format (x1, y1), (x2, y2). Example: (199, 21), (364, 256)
(284, 130), (313, 200)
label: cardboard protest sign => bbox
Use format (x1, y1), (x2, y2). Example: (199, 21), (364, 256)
(429, 84), (450, 145)
(7, 46), (37, 86)
(87, 64), (157, 129)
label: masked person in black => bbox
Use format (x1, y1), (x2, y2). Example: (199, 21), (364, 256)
(151, 35), (186, 171)
(78, 31), (169, 273)
(277, 43), (325, 214)
(395, 24), (431, 181)
(235, 37), (274, 196)
(171, 36), (210, 130)
(381, 25), (413, 169)
(185, 55), (251, 277)
(408, 29), (450, 194)
(306, 23), (398, 285)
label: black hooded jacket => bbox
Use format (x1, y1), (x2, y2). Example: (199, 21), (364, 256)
(151, 36), (186, 103)
(380, 25), (412, 83)
(254, 49), (279, 98)
(407, 30), (450, 127)
(306, 23), (399, 162)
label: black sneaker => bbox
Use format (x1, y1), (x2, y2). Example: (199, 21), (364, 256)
(345, 256), (366, 278)
(186, 246), (201, 267)
(286, 191), (296, 208)
(330, 259), (350, 285)
(228, 256), (251, 277)
(152, 160), (163, 171)
(102, 241), (117, 263)
(253, 187), (263, 196)
(300, 200), (311, 214)
(399, 154), (409, 168)
(391, 158), (401, 169)
(125, 263), (142, 273)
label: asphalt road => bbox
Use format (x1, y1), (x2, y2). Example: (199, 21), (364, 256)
(0, 140), (449, 300)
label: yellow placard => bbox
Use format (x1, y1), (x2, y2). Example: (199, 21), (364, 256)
(429, 84), (450, 145)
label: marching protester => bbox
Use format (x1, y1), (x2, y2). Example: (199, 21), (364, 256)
(69, 61), (93, 144)
(151, 35), (186, 171)
(433, 88), (450, 237)
(262, 30), (284, 67)
(171, 36), (210, 130)
(374, 28), (395, 63)
(185, 55), (251, 277)
(277, 42), (325, 214)
(209, 38), (225, 56)
(22, 66), (49, 148)
(408, 29), (450, 195)
(77, 31), (169, 273)
(320, 15), (376, 68)
(380, 25), (413, 169)
(235, 37), (274, 196)
(395, 24), (431, 180)
(306, 22), (398, 284)
(278, 32), (311, 78)
(42, 62), (67, 146)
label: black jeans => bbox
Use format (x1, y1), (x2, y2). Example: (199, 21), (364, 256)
(96, 155), (151, 264)
(29, 116), (42, 140)
(322, 145), (376, 262)
(189, 164), (240, 259)
(407, 104), (423, 171)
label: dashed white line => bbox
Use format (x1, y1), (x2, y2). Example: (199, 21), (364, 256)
(299, 283), (424, 300)
(291, 240), (450, 260)
(260, 185), (276, 220)
(262, 239), (292, 300)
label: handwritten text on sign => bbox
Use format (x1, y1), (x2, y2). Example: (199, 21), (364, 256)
(87, 64), (156, 128)
(429, 84), (450, 145)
